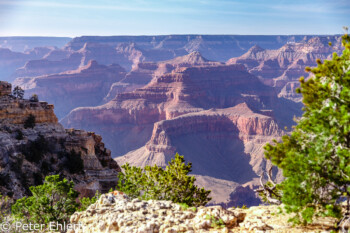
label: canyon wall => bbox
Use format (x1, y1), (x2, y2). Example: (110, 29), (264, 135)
(0, 81), (120, 198)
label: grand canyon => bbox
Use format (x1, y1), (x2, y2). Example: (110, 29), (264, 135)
(0, 34), (343, 208)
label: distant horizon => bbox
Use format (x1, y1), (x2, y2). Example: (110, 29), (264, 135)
(0, 0), (348, 37)
(0, 33), (344, 38)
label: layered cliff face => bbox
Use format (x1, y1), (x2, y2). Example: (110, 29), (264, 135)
(62, 64), (285, 155)
(10, 35), (321, 81)
(6, 35), (335, 90)
(0, 81), (120, 199)
(117, 103), (281, 181)
(61, 63), (296, 206)
(115, 104), (283, 206)
(66, 35), (310, 61)
(12, 42), (139, 79)
(13, 60), (126, 119)
(13, 52), (83, 79)
(227, 36), (343, 101)
(104, 51), (224, 102)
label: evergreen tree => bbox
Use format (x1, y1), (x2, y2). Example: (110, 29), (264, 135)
(117, 153), (211, 207)
(12, 86), (24, 99)
(264, 34), (350, 225)
(12, 175), (79, 225)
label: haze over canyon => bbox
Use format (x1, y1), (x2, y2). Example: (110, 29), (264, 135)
(0, 34), (343, 207)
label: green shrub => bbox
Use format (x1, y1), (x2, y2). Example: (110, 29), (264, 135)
(178, 203), (196, 212)
(23, 135), (49, 163)
(264, 34), (350, 225)
(11, 174), (103, 228)
(205, 214), (225, 229)
(24, 114), (36, 129)
(12, 175), (79, 225)
(117, 153), (211, 207)
(78, 191), (101, 212)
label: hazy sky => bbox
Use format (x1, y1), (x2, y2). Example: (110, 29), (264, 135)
(0, 0), (349, 36)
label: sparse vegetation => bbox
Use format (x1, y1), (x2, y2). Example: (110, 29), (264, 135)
(236, 204), (248, 209)
(78, 191), (101, 212)
(0, 194), (12, 223)
(63, 150), (85, 174)
(205, 214), (225, 229)
(264, 34), (350, 226)
(29, 94), (39, 102)
(178, 202), (197, 212)
(117, 153), (211, 207)
(12, 175), (79, 225)
(24, 114), (36, 129)
(22, 134), (49, 163)
(11, 174), (101, 226)
(12, 86), (24, 99)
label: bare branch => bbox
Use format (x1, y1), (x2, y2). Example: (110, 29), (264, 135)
(254, 168), (282, 205)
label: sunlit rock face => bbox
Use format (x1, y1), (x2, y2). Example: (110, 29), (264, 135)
(104, 51), (224, 102)
(61, 62), (299, 206)
(0, 81), (120, 199)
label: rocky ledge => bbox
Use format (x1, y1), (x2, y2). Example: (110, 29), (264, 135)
(69, 192), (338, 233)
(69, 192), (245, 233)
(0, 81), (121, 198)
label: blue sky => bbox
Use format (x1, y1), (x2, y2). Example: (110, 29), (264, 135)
(0, 0), (349, 36)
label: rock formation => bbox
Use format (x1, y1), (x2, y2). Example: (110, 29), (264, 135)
(0, 81), (120, 199)
(13, 52), (83, 79)
(62, 63), (298, 206)
(66, 35), (311, 61)
(0, 47), (55, 82)
(227, 36), (343, 101)
(116, 104), (282, 182)
(104, 51), (223, 102)
(69, 192), (245, 233)
(10, 35), (321, 81)
(13, 42), (142, 79)
(68, 192), (338, 233)
(0, 37), (71, 52)
(13, 60), (126, 119)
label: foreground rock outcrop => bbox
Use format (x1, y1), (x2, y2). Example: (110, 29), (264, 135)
(69, 192), (338, 233)
(0, 81), (120, 198)
(69, 192), (245, 233)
